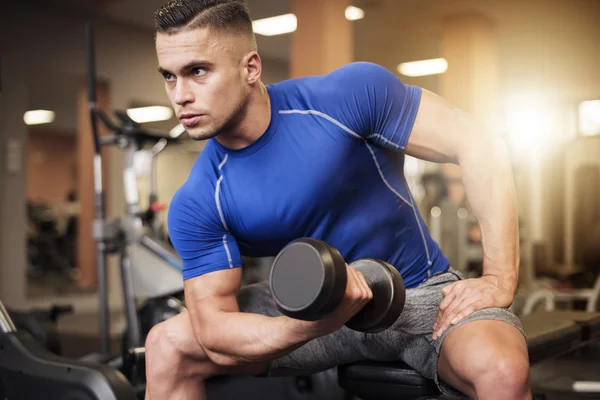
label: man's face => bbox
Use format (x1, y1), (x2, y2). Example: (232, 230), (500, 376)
(156, 28), (248, 141)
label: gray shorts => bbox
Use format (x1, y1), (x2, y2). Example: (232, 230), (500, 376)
(237, 268), (525, 395)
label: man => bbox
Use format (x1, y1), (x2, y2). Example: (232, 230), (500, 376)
(147, 0), (531, 399)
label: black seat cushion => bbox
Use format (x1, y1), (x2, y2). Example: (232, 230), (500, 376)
(338, 360), (441, 399)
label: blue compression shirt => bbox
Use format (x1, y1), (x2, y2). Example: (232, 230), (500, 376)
(168, 62), (449, 288)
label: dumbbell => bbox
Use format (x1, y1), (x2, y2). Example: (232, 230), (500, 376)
(269, 238), (406, 333)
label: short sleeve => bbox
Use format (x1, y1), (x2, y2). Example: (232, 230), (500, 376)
(315, 62), (423, 151)
(167, 186), (242, 280)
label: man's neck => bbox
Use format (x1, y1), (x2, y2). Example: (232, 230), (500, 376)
(215, 82), (271, 150)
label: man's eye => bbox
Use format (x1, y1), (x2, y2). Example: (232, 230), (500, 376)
(193, 67), (207, 76)
(164, 73), (175, 82)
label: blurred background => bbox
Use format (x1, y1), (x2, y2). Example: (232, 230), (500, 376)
(0, 0), (599, 392)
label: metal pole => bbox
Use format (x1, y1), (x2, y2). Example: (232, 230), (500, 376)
(0, 301), (17, 334)
(121, 248), (142, 349)
(86, 22), (110, 356)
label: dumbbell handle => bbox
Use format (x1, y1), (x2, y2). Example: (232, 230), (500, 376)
(345, 258), (406, 333)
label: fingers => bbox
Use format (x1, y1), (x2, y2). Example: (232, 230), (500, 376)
(447, 302), (481, 327)
(434, 288), (463, 332)
(345, 264), (373, 308)
(433, 292), (483, 339)
(438, 282), (459, 311)
(344, 264), (367, 301)
(433, 295), (469, 339)
(433, 282), (460, 332)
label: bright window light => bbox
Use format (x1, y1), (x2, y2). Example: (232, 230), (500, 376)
(252, 13), (297, 36)
(579, 100), (600, 136)
(23, 110), (55, 125)
(505, 106), (554, 154)
(345, 6), (364, 21)
(170, 123), (186, 138)
(126, 106), (173, 123)
(397, 58), (448, 77)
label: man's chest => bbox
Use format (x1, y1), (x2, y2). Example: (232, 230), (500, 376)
(219, 128), (368, 252)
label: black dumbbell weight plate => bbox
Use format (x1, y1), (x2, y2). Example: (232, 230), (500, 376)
(269, 238), (347, 321)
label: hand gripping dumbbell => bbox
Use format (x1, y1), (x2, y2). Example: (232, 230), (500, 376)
(269, 238), (406, 333)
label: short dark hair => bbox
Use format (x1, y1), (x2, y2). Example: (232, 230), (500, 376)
(154, 0), (254, 41)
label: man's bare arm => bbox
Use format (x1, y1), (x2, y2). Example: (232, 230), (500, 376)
(183, 268), (317, 366)
(184, 264), (371, 366)
(406, 88), (519, 294)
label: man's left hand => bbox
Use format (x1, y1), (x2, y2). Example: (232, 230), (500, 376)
(432, 275), (514, 340)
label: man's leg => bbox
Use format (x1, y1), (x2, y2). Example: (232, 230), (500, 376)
(437, 320), (531, 400)
(144, 311), (269, 400)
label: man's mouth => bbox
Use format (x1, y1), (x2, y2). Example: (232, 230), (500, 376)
(179, 114), (203, 126)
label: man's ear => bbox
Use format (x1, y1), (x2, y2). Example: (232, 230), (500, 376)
(244, 51), (262, 84)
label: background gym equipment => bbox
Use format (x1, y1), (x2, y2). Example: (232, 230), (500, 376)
(0, 301), (138, 400)
(269, 238), (406, 333)
(26, 199), (78, 283)
(519, 137), (600, 316)
(85, 23), (186, 358)
(4, 304), (73, 355)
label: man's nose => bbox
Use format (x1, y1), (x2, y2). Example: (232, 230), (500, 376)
(174, 80), (194, 105)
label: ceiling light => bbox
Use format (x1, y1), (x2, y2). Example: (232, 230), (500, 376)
(345, 6), (364, 21)
(126, 106), (173, 123)
(23, 110), (55, 125)
(170, 123), (186, 138)
(252, 13), (297, 36)
(397, 58), (448, 77)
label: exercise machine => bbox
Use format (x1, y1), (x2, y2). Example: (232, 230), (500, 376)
(521, 136), (600, 316)
(0, 300), (138, 400)
(85, 23), (186, 358)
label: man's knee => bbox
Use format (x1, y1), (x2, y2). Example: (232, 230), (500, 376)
(474, 347), (530, 397)
(145, 318), (210, 380)
(146, 321), (183, 371)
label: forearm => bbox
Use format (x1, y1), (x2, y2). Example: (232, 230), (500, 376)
(201, 311), (323, 366)
(458, 131), (519, 293)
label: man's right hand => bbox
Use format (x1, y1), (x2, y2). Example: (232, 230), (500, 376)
(308, 264), (373, 336)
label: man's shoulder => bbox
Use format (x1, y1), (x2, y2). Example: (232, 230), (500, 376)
(175, 142), (224, 200)
(274, 62), (387, 85)
(169, 166), (217, 223)
(270, 62), (395, 102)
